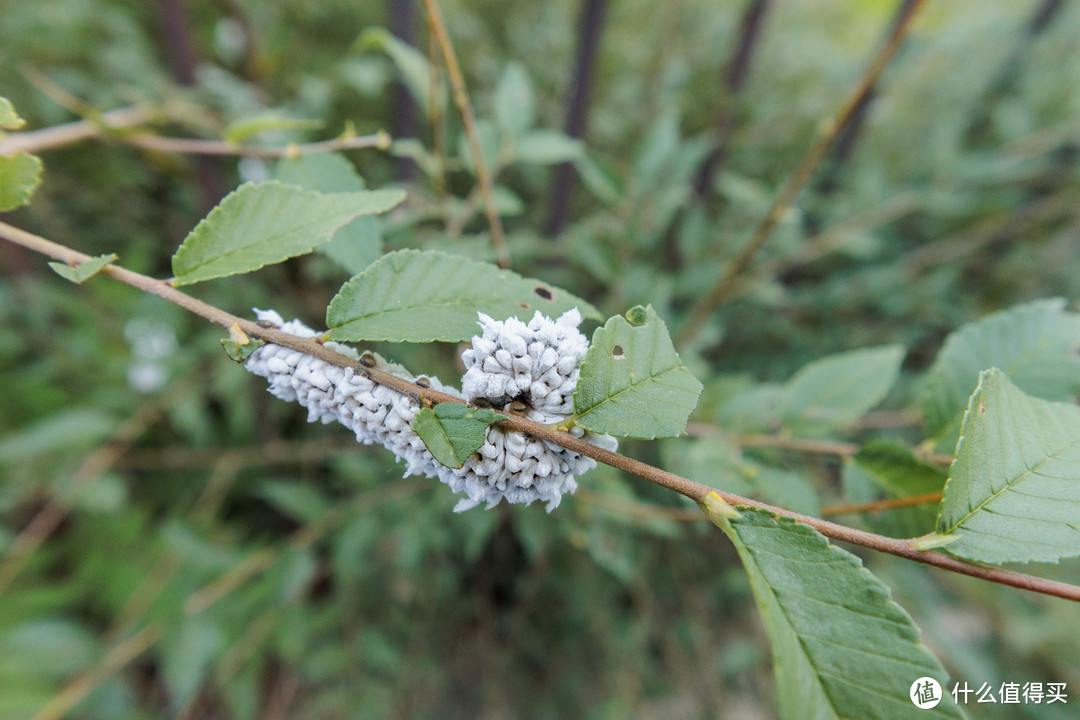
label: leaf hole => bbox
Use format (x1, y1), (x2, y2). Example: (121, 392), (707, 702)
(534, 286), (553, 301)
(612, 344), (626, 360)
(519, 302), (531, 310)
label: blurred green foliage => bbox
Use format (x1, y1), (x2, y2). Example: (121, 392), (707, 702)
(2, 0), (1080, 717)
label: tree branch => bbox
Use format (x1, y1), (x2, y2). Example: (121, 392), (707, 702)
(422, 0), (512, 269)
(676, 0), (928, 348)
(1, 219), (1078, 603)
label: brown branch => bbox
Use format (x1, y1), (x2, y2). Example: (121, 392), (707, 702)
(676, 0), (929, 348)
(422, 0), (511, 269)
(2, 220), (1078, 602)
(821, 492), (943, 517)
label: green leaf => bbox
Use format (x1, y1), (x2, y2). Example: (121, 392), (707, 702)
(780, 345), (904, 435)
(0, 96), (26, 130)
(274, 154), (382, 274)
(0, 151), (43, 211)
(325, 249), (601, 343)
(47, 253), (117, 284)
(493, 62), (535, 136)
(274, 152), (364, 192)
(223, 113), (323, 144)
(411, 403), (507, 469)
(574, 305), (703, 438)
(716, 508), (964, 720)
(355, 28), (437, 116)
(170, 181), (404, 285)
(937, 368), (1080, 564)
(920, 299), (1080, 440)
(513, 130), (582, 165)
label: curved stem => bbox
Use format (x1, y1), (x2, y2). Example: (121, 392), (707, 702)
(1, 220), (1078, 603)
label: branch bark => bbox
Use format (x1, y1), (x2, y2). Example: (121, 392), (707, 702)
(2, 219), (1078, 602)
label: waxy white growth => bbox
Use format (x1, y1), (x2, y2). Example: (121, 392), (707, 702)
(245, 309), (615, 511)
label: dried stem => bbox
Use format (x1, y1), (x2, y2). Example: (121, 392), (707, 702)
(685, 422), (953, 465)
(422, 0), (512, 269)
(676, 0), (928, 348)
(821, 492), (943, 517)
(2, 220), (1077, 602)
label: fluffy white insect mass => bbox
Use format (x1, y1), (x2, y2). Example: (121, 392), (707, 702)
(245, 309), (616, 511)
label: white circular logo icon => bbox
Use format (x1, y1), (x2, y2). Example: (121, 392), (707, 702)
(910, 677), (943, 709)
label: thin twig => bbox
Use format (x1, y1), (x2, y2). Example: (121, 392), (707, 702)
(122, 131), (392, 157)
(676, 0), (929, 348)
(821, 492), (943, 517)
(1, 222), (1077, 602)
(0, 106), (160, 156)
(422, 0), (511, 268)
(685, 423), (954, 465)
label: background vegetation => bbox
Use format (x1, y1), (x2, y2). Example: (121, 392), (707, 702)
(1, 0), (1079, 717)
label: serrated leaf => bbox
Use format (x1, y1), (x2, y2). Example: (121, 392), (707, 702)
(0, 151), (43, 211)
(493, 62), (535, 136)
(780, 345), (904, 435)
(937, 369), (1080, 563)
(223, 113), (322, 144)
(0, 96), (26, 129)
(355, 28), (438, 116)
(574, 305), (703, 438)
(325, 249), (601, 342)
(274, 154), (382, 274)
(716, 508), (964, 720)
(920, 299), (1080, 440)
(513, 130), (582, 165)
(47, 253), (117, 284)
(170, 181), (404, 285)
(411, 403), (506, 469)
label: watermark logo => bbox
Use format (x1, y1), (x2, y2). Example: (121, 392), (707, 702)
(911, 677), (943, 709)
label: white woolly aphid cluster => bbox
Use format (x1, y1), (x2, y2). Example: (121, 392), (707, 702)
(244, 309), (616, 511)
